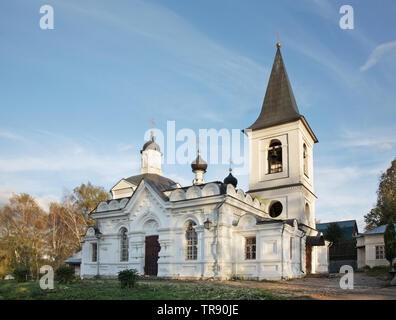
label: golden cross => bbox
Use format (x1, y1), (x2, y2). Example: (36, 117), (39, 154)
(276, 30), (281, 48)
(149, 118), (155, 127)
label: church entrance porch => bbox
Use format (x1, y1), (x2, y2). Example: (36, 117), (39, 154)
(144, 235), (161, 276)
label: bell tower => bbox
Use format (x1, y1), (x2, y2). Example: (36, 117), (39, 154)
(246, 43), (318, 228)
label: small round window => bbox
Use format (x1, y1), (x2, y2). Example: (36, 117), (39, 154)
(269, 201), (283, 218)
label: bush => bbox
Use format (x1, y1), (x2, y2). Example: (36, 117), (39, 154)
(118, 269), (139, 288)
(13, 267), (30, 282)
(55, 265), (75, 284)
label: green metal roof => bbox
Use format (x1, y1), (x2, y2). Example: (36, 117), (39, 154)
(316, 220), (358, 241)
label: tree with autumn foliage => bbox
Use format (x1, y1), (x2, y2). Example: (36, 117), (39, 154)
(0, 182), (110, 276)
(46, 182), (109, 269)
(0, 194), (48, 279)
(365, 158), (396, 231)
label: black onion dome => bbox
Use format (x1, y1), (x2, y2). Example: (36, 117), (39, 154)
(223, 169), (238, 187)
(191, 154), (207, 172)
(141, 136), (161, 153)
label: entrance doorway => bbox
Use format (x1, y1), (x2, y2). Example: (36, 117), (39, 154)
(306, 243), (312, 274)
(144, 235), (160, 276)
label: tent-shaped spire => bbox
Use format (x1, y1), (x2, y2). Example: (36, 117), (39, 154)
(247, 43), (302, 131)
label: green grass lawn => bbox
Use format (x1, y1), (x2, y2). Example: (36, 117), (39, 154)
(0, 279), (281, 300)
(363, 265), (392, 277)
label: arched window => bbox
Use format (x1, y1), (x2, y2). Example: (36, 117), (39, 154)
(185, 221), (198, 260)
(305, 203), (310, 224)
(120, 227), (129, 262)
(303, 144), (309, 177)
(269, 201), (283, 218)
(268, 140), (282, 174)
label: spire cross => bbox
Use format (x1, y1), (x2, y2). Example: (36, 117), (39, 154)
(149, 118), (155, 140)
(229, 158), (233, 172)
(197, 137), (201, 155)
(276, 30), (281, 48)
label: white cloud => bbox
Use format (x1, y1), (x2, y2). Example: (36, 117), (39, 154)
(0, 188), (14, 206)
(36, 194), (60, 212)
(315, 165), (378, 226)
(0, 129), (142, 208)
(340, 128), (396, 150)
(360, 40), (396, 72)
(52, 0), (266, 115)
(0, 131), (28, 142)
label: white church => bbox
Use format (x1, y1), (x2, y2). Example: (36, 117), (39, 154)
(81, 44), (330, 280)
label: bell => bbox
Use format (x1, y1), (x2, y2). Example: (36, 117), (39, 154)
(270, 151), (278, 159)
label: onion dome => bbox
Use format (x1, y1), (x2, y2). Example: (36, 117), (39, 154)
(223, 168), (238, 188)
(191, 151), (207, 172)
(141, 132), (161, 153)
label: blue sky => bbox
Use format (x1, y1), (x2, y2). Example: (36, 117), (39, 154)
(1, 0), (395, 230)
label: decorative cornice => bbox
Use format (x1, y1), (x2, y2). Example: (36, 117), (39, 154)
(248, 182), (317, 199)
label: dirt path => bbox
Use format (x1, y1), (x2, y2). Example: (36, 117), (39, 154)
(219, 273), (396, 300)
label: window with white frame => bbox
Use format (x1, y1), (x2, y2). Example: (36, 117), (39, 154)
(185, 221), (198, 260)
(120, 227), (129, 262)
(375, 245), (385, 260)
(245, 237), (256, 260)
(92, 243), (98, 262)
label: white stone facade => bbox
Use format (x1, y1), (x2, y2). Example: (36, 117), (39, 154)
(82, 181), (314, 280)
(356, 224), (396, 269)
(80, 44), (329, 280)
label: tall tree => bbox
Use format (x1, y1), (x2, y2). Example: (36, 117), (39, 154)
(0, 194), (47, 278)
(365, 158), (396, 230)
(46, 200), (86, 269)
(46, 182), (109, 267)
(384, 223), (396, 270)
(70, 182), (109, 224)
(324, 223), (345, 245)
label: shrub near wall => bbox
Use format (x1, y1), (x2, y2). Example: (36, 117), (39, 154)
(55, 265), (75, 284)
(118, 269), (139, 288)
(13, 267), (30, 282)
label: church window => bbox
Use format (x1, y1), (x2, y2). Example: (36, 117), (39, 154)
(269, 201), (283, 218)
(268, 140), (282, 174)
(245, 237), (256, 260)
(92, 243), (97, 262)
(120, 227), (129, 262)
(303, 144), (309, 177)
(185, 221), (198, 260)
(290, 237), (293, 260)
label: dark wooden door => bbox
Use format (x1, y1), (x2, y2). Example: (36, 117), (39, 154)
(306, 244), (312, 274)
(144, 236), (160, 276)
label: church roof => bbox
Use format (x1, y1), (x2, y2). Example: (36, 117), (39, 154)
(125, 173), (178, 192)
(191, 154), (208, 172)
(247, 45), (301, 131)
(360, 223), (396, 236)
(246, 45), (318, 142)
(64, 251), (82, 265)
(141, 135), (161, 153)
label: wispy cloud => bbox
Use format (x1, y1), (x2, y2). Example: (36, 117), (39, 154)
(0, 129), (142, 207)
(52, 0), (266, 116)
(315, 165), (378, 225)
(0, 131), (28, 142)
(341, 128), (396, 150)
(360, 40), (396, 71)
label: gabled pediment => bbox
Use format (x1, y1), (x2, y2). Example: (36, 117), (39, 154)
(111, 179), (136, 199)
